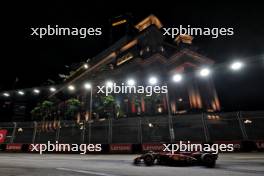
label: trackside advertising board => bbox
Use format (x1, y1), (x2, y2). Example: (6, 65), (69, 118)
(0, 129), (7, 143)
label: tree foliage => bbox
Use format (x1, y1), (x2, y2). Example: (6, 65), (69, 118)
(64, 98), (81, 120)
(31, 100), (54, 121)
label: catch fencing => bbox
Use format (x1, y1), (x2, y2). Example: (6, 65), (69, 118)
(0, 111), (263, 144)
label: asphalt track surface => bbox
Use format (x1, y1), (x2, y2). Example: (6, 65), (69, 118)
(0, 153), (263, 176)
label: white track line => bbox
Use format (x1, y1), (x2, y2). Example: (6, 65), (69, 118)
(56, 167), (120, 176)
(234, 156), (264, 159)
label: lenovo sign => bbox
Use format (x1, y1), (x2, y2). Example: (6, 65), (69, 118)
(0, 129), (7, 143)
(110, 144), (132, 153)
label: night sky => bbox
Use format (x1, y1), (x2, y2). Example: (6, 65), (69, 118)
(1, 1), (264, 111)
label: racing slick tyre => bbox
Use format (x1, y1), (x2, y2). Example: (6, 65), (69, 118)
(134, 158), (141, 165)
(143, 154), (155, 166)
(186, 157), (195, 165)
(201, 154), (216, 168)
(156, 157), (165, 165)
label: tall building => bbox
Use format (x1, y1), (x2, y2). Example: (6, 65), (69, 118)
(54, 15), (221, 120)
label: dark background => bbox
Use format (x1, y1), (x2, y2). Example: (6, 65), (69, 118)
(1, 1), (264, 118)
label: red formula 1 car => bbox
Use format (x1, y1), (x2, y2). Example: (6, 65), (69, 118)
(134, 151), (218, 168)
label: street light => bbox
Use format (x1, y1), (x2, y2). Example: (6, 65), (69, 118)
(84, 82), (93, 121)
(199, 68), (211, 77)
(172, 74), (182, 82)
(49, 87), (56, 92)
(164, 81), (175, 142)
(83, 64), (89, 69)
(148, 76), (158, 85)
(3, 93), (10, 97)
(84, 82), (92, 90)
(33, 89), (40, 94)
(244, 119), (252, 124)
(127, 79), (136, 86)
(68, 85), (75, 91)
(18, 91), (24, 95)
(230, 61), (244, 71)
(106, 80), (114, 87)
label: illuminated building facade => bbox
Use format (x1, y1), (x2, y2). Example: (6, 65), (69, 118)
(57, 15), (221, 120)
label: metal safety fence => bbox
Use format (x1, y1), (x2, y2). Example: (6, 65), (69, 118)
(0, 111), (263, 144)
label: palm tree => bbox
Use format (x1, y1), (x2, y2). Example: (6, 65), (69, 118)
(31, 100), (54, 121)
(41, 100), (54, 121)
(30, 106), (41, 121)
(64, 98), (81, 120)
(94, 95), (116, 119)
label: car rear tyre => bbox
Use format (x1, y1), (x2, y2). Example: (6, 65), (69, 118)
(202, 154), (216, 168)
(134, 158), (141, 165)
(144, 154), (154, 166)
